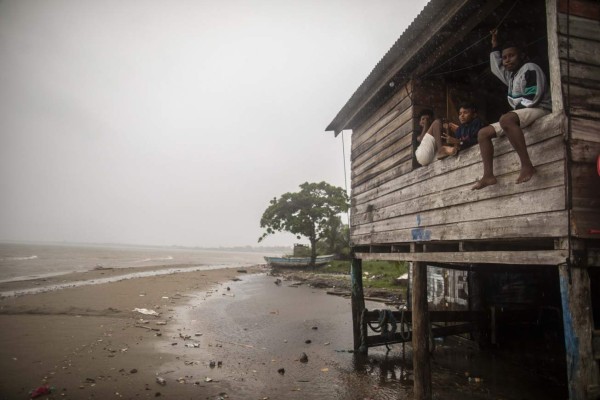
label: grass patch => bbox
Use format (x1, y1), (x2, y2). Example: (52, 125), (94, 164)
(321, 260), (408, 290)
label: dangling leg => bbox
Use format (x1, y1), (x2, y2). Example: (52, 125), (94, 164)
(472, 125), (498, 190)
(500, 112), (536, 183)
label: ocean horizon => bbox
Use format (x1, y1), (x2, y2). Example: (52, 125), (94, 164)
(0, 241), (282, 283)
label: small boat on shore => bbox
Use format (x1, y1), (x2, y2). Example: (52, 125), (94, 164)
(264, 255), (335, 268)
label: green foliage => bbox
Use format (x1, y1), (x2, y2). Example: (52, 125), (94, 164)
(259, 182), (349, 265)
(316, 219), (350, 258)
(321, 260), (409, 290)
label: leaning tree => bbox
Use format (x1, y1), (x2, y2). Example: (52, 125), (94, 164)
(258, 181), (349, 267)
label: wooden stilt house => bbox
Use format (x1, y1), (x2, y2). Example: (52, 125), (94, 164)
(326, 0), (600, 398)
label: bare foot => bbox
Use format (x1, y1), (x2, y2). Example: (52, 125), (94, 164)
(436, 146), (457, 160)
(516, 166), (536, 183)
(471, 176), (497, 190)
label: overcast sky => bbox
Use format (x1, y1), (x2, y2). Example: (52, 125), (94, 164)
(0, 0), (428, 248)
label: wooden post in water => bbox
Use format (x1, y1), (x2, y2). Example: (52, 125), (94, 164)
(558, 264), (599, 400)
(412, 261), (432, 400)
(350, 257), (366, 352)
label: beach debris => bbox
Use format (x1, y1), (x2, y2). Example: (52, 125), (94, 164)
(209, 361), (216, 368)
(135, 324), (160, 332)
(311, 326), (318, 330)
(204, 377), (213, 382)
(215, 339), (254, 348)
(324, 342), (330, 346)
(321, 368), (329, 372)
(299, 353), (308, 363)
(274, 278), (282, 285)
(278, 368), (285, 375)
(179, 333), (191, 340)
(194, 333), (203, 337)
(30, 385), (53, 398)
(130, 369), (138, 374)
(237, 269), (248, 273)
(155, 321), (167, 325)
(185, 343), (200, 348)
(133, 308), (159, 316)
(305, 340), (312, 344)
(156, 377), (167, 386)
(177, 377), (186, 384)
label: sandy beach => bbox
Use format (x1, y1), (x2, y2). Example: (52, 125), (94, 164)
(0, 264), (568, 400)
(0, 265), (264, 399)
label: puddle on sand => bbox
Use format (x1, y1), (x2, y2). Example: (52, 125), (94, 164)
(157, 273), (567, 399)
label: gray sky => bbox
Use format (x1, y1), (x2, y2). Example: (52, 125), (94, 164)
(0, 0), (428, 248)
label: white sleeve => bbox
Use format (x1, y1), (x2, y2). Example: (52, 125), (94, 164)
(490, 50), (509, 85)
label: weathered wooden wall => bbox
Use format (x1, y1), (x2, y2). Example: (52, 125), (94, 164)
(350, 93), (568, 246)
(351, 82), (415, 192)
(557, 0), (600, 239)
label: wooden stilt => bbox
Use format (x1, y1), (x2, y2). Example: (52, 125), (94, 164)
(350, 257), (366, 352)
(412, 261), (432, 400)
(558, 264), (600, 400)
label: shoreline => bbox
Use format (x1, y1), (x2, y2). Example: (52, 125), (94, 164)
(0, 265), (263, 398)
(0, 263), (260, 297)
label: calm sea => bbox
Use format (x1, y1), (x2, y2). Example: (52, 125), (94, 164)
(0, 242), (277, 283)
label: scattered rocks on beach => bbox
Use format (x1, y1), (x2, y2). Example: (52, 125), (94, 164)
(299, 352), (308, 363)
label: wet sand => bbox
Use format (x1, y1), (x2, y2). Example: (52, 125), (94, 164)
(0, 266), (567, 399)
(0, 265), (260, 399)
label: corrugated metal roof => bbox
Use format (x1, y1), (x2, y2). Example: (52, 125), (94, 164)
(325, 0), (467, 135)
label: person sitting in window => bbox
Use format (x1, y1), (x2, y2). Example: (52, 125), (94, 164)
(472, 29), (551, 190)
(415, 103), (483, 166)
(416, 108), (434, 144)
(441, 102), (484, 156)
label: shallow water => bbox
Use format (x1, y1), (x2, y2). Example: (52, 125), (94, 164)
(160, 273), (567, 399)
(0, 242), (273, 282)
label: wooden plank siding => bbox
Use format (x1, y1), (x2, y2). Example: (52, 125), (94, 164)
(350, 110), (568, 245)
(558, 4), (600, 241)
(350, 83), (414, 189)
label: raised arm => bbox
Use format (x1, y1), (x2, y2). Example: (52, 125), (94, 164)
(489, 29), (510, 85)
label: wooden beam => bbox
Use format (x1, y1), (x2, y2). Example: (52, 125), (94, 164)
(547, 0), (565, 113)
(350, 258), (366, 352)
(558, 264), (600, 400)
(356, 250), (569, 265)
(412, 261), (431, 400)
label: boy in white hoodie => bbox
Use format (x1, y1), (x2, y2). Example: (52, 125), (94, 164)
(472, 30), (551, 190)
